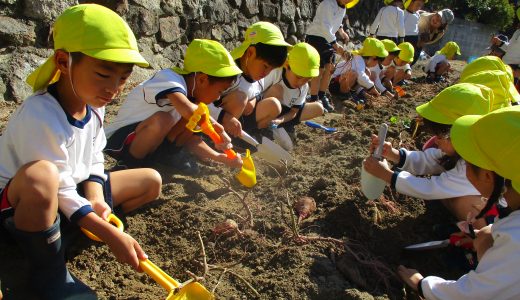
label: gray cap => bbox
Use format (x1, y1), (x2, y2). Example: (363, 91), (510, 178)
(438, 9), (454, 25)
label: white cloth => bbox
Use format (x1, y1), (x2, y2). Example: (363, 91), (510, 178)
(306, 0), (346, 43)
(422, 210), (520, 300)
(404, 10), (420, 36)
(264, 68), (307, 108)
(426, 53), (447, 73)
(0, 91), (107, 221)
(500, 29), (520, 65)
(332, 56), (375, 89)
(369, 5), (405, 38)
(368, 64), (386, 93)
(395, 148), (480, 199)
(105, 68), (184, 138)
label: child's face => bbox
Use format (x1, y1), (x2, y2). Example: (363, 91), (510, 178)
(465, 163), (495, 199)
(435, 134), (456, 156)
(62, 52), (133, 108)
(366, 57), (379, 67)
(408, 0), (424, 12)
(394, 57), (408, 66)
(431, 14), (443, 29)
(244, 50), (275, 81)
(193, 74), (235, 104)
(285, 66), (312, 89)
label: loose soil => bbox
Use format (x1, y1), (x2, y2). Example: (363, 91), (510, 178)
(0, 61), (469, 299)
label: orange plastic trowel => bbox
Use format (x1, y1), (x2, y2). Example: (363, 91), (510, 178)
(360, 123), (389, 200)
(186, 103), (256, 188)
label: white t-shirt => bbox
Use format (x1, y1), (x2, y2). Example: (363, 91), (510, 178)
(332, 55), (375, 89)
(422, 210), (520, 299)
(500, 29), (520, 65)
(426, 53), (448, 73)
(306, 0), (346, 43)
(369, 5), (405, 38)
(404, 10), (420, 36)
(0, 89), (106, 222)
(368, 64), (387, 93)
(263, 68), (307, 109)
(105, 68), (184, 138)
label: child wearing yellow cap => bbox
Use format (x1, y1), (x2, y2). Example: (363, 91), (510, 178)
(305, 0), (359, 112)
(105, 39), (243, 171)
(0, 4), (161, 298)
(364, 83), (496, 229)
(369, 0), (405, 44)
(330, 38), (389, 107)
(399, 106), (520, 299)
(383, 41), (414, 86)
(207, 22), (290, 138)
(261, 43), (325, 139)
(403, 0), (426, 62)
(425, 41), (461, 83)
(369, 39), (402, 98)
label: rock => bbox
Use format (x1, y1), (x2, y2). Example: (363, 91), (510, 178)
(159, 16), (183, 43)
(127, 7), (158, 37)
(281, 0), (296, 21)
(296, 20), (306, 37)
(0, 79), (7, 102)
(260, 2), (278, 19)
(288, 21), (297, 35)
(299, 0), (313, 19)
(228, 0), (241, 8)
(202, 0), (229, 23)
(161, 0), (184, 15)
(183, 0), (202, 19)
(23, 0), (77, 22)
(287, 35), (298, 45)
(221, 23), (238, 41)
(0, 0), (18, 4)
(132, 0), (161, 11)
(0, 16), (36, 47)
(243, 0), (259, 17)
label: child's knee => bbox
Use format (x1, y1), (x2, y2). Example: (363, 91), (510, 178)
(16, 160), (59, 208)
(146, 112), (176, 131)
(143, 169), (162, 201)
(260, 97), (282, 117)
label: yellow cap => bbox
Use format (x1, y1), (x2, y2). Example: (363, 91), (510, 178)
(26, 4), (148, 92)
(287, 42), (320, 78)
(460, 70), (520, 110)
(172, 39), (242, 77)
(404, 0), (428, 9)
(460, 55), (514, 82)
(384, 0), (394, 4)
(451, 106), (520, 192)
(346, 0), (360, 9)
(438, 41), (461, 58)
(381, 39), (400, 52)
(397, 42), (415, 62)
(231, 22), (291, 60)
(352, 38), (388, 58)
(416, 83), (493, 125)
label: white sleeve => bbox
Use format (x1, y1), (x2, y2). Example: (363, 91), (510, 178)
(400, 148), (445, 175)
(394, 160), (480, 199)
(370, 8), (384, 35)
(398, 8), (405, 38)
(353, 57), (374, 89)
(90, 109), (107, 180)
(371, 67), (386, 92)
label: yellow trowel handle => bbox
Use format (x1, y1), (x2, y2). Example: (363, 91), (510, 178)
(140, 259), (180, 291)
(81, 213), (124, 242)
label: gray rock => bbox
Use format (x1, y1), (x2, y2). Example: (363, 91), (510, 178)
(260, 2), (278, 19)
(287, 35), (298, 45)
(211, 27), (223, 40)
(203, 0), (230, 23)
(0, 0), (19, 4)
(296, 20), (306, 37)
(299, 0), (313, 19)
(243, 0), (259, 17)
(131, 0), (161, 11)
(183, 0), (202, 19)
(159, 16), (183, 43)
(281, 0), (296, 21)
(128, 7), (158, 37)
(228, 0), (241, 8)
(0, 78), (6, 101)
(0, 16), (36, 47)
(288, 21), (296, 35)
(161, 0), (184, 15)
(23, 0), (77, 22)
(221, 23), (238, 41)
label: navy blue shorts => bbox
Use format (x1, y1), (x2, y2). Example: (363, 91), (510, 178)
(279, 105), (304, 128)
(305, 35), (336, 68)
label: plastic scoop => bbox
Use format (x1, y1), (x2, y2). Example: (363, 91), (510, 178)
(186, 103), (256, 188)
(81, 215), (213, 300)
(304, 121), (337, 133)
(360, 123), (389, 200)
(240, 131), (292, 166)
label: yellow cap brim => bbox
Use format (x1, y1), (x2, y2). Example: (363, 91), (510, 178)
(172, 65), (242, 77)
(451, 114), (493, 170)
(416, 102), (454, 125)
(346, 0), (360, 8)
(82, 48), (149, 67)
(292, 66), (319, 78)
(231, 39), (292, 60)
(513, 180), (520, 194)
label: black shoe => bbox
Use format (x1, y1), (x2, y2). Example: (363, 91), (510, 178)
(321, 96), (334, 112)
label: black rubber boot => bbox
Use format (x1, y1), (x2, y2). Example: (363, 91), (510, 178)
(5, 215), (96, 300)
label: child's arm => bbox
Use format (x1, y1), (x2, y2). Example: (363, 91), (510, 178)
(185, 135), (242, 168)
(166, 92), (199, 120)
(337, 25), (349, 43)
(219, 90), (249, 137)
(272, 107), (299, 126)
(82, 180), (111, 219)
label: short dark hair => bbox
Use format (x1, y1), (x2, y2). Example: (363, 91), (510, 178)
(389, 50), (400, 56)
(207, 74), (239, 84)
(422, 118), (459, 169)
(253, 43), (288, 68)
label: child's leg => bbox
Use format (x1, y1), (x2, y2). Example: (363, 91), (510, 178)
(309, 68), (324, 100)
(319, 63), (334, 93)
(441, 195), (488, 229)
(299, 102), (325, 121)
(392, 70), (410, 85)
(109, 168), (161, 213)
(220, 90), (248, 118)
(255, 97), (282, 129)
(435, 61), (450, 76)
(129, 111), (177, 159)
(339, 71), (357, 93)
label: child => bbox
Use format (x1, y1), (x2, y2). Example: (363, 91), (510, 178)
(487, 34), (508, 59)
(305, 0), (359, 112)
(208, 22), (290, 137)
(384, 41), (414, 86)
(403, 0), (426, 59)
(425, 41), (461, 83)
(492, 8), (520, 72)
(369, 0), (405, 43)
(329, 38), (389, 106)
(398, 106), (520, 299)
(414, 8), (454, 64)
(262, 43), (324, 137)
(105, 39), (243, 170)
(0, 4), (162, 298)
(371, 39), (401, 98)
(363, 83), (495, 229)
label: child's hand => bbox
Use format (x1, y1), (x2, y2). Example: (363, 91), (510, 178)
(369, 134), (397, 161)
(474, 225), (493, 261)
(363, 156), (392, 182)
(223, 116), (243, 137)
(217, 152), (243, 168)
(91, 200), (111, 220)
(271, 119), (283, 126)
(397, 265), (424, 292)
(212, 122), (233, 151)
(106, 230), (147, 271)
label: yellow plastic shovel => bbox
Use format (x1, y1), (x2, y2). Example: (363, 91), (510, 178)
(81, 214), (213, 300)
(186, 103), (256, 188)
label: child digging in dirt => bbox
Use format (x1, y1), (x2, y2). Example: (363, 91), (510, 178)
(383, 41), (415, 88)
(368, 39), (401, 99)
(105, 39), (243, 171)
(305, 0), (360, 112)
(261, 42), (325, 140)
(363, 83), (497, 229)
(425, 41), (461, 83)
(329, 37), (389, 108)
(0, 4), (162, 298)
(398, 106), (520, 299)
(207, 21), (290, 138)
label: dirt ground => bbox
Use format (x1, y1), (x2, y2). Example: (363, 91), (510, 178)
(0, 61), (470, 299)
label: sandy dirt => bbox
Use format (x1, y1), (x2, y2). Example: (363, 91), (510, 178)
(0, 61), (470, 299)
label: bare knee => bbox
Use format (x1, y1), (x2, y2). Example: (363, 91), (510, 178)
(143, 168), (162, 202)
(140, 112), (176, 136)
(16, 161), (59, 209)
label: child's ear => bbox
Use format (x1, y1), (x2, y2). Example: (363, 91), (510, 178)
(196, 72), (210, 88)
(246, 46), (257, 59)
(55, 49), (70, 75)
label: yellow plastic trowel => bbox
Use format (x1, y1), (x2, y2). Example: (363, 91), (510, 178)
(360, 123), (389, 200)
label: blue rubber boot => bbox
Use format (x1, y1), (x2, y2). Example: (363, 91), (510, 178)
(5, 215), (96, 300)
